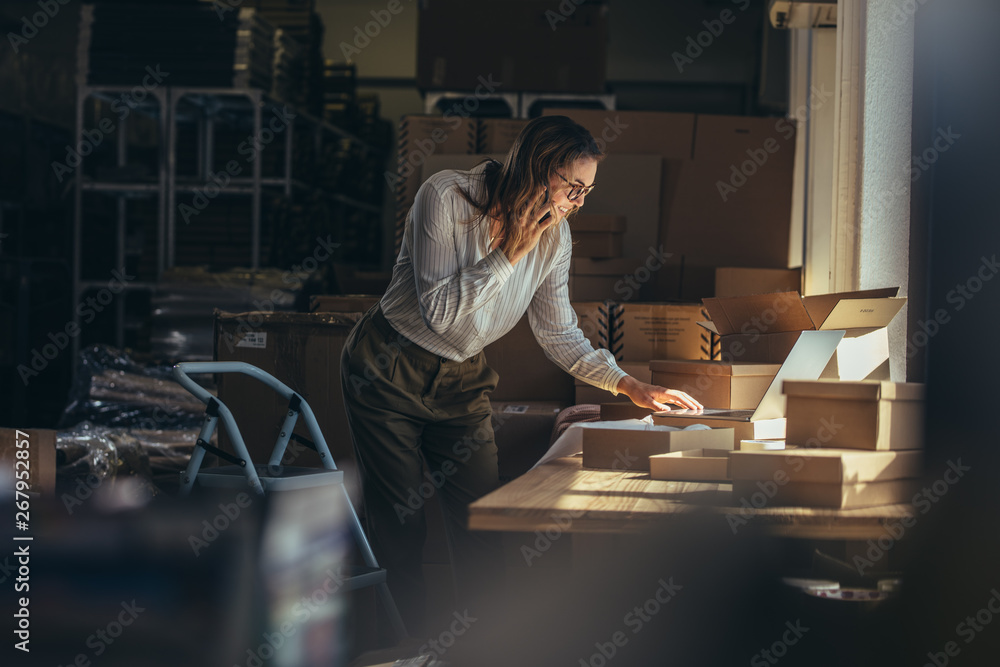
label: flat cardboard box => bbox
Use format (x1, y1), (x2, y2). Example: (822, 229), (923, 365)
(649, 449), (732, 482)
(574, 361), (649, 405)
(582, 426), (735, 471)
(417, 1), (608, 92)
(729, 448), (923, 484)
(600, 403), (655, 421)
(309, 294), (381, 313)
(731, 478), (920, 509)
(492, 402), (567, 481)
(714, 267), (802, 298)
(649, 360), (781, 410)
(703, 288), (906, 380)
(651, 413), (785, 448)
(570, 214), (626, 259)
(783, 380), (926, 451)
(0, 428), (56, 495)
(666, 115), (798, 269)
(214, 310), (362, 488)
(739, 439), (788, 451)
(393, 115), (478, 254)
(484, 315), (574, 403)
(611, 303), (707, 362)
(477, 118), (530, 153)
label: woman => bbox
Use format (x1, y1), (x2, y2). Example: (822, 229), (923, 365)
(341, 115), (701, 634)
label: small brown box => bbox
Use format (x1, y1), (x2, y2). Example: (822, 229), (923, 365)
(581, 426), (734, 471)
(783, 380), (925, 450)
(649, 360), (781, 410)
(649, 449), (731, 481)
(599, 403), (654, 421)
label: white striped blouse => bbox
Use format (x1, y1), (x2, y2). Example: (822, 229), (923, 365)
(381, 161), (627, 395)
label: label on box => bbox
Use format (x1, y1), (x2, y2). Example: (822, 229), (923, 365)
(503, 405), (529, 414)
(236, 332), (267, 349)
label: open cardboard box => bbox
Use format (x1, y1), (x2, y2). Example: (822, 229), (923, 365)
(699, 287), (906, 381)
(649, 448), (732, 482)
(581, 426), (734, 471)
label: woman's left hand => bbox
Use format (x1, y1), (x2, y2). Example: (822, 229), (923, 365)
(616, 375), (703, 412)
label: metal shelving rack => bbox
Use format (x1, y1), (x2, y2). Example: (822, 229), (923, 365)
(72, 24), (385, 374)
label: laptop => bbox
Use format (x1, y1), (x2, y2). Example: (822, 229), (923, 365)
(653, 329), (846, 422)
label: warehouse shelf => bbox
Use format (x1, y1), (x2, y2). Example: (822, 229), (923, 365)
(519, 92), (616, 118)
(423, 90), (520, 118)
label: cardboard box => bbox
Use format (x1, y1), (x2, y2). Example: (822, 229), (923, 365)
(666, 115), (798, 269)
(570, 214), (626, 259)
(739, 439), (788, 451)
(484, 315), (574, 403)
(714, 267), (802, 298)
(572, 301), (610, 352)
(649, 449), (732, 482)
(542, 109), (695, 297)
(651, 413), (785, 448)
(417, 1), (608, 92)
(582, 426), (734, 471)
(1, 428), (56, 495)
(570, 258), (659, 301)
(731, 478), (920, 509)
(729, 448), (923, 484)
(393, 115), (478, 254)
(704, 288), (906, 380)
(492, 402), (566, 481)
(600, 403), (654, 421)
(649, 360), (781, 409)
(574, 361), (649, 405)
(783, 381), (926, 451)
(611, 302), (707, 362)
(214, 311), (361, 485)
(309, 294), (381, 314)
(477, 119), (530, 153)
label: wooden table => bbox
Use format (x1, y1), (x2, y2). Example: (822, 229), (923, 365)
(469, 456), (915, 540)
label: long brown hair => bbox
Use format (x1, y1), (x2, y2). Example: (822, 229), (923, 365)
(459, 115), (604, 251)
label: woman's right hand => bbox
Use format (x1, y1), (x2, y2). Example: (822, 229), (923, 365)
(499, 189), (560, 265)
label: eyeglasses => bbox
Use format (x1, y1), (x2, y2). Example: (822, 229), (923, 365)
(554, 171), (596, 201)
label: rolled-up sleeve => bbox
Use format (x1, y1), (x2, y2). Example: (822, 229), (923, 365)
(410, 179), (514, 334)
(526, 223), (628, 395)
